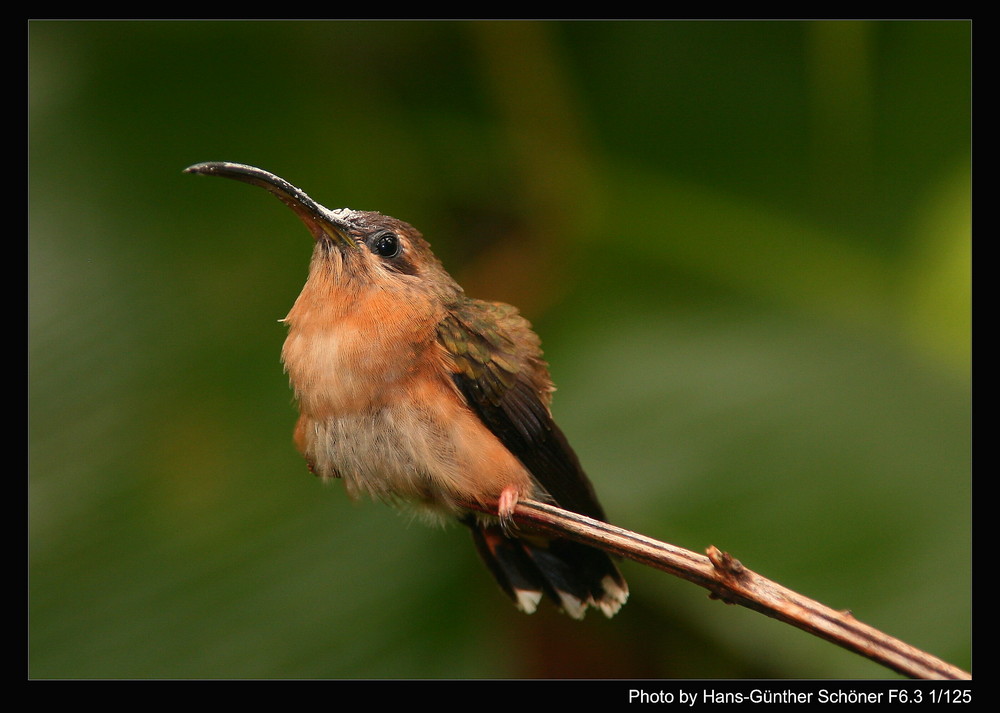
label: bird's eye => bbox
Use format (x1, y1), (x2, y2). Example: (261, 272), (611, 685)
(369, 231), (401, 258)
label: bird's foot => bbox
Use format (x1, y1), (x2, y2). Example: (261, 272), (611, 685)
(497, 485), (519, 529)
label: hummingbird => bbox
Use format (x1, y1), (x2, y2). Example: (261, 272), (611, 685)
(185, 161), (628, 619)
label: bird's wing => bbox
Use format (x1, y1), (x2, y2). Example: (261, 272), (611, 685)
(438, 298), (607, 521)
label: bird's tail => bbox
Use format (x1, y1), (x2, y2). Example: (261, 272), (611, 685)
(462, 517), (628, 619)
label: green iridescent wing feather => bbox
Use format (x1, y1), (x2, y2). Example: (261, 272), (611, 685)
(438, 299), (607, 521)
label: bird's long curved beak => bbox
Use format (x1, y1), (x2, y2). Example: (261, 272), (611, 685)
(184, 162), (359, 250)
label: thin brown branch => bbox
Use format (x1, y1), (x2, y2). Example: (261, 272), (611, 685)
(459, 497), (970, 680)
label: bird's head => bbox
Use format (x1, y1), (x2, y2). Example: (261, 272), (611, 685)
(185, 161), (459, 301)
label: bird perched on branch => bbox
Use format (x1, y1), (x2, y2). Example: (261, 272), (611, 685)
(186, 161), (628, 619)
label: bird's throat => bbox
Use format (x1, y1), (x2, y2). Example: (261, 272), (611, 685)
(281, 273), (446, 419)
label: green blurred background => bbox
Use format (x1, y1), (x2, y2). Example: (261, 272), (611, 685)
(29, 20), (970, 679)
